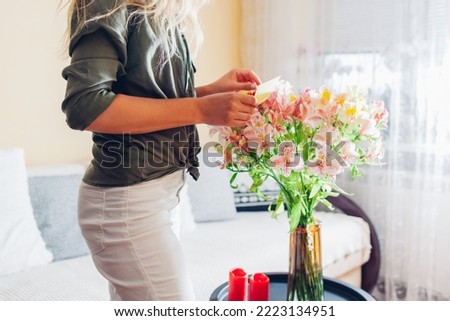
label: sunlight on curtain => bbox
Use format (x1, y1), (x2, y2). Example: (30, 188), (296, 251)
(241, 0), (450, 300)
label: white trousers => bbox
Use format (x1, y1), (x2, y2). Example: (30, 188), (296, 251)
(78, 171), (195, 301)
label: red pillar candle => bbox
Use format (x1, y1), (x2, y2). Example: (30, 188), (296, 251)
(249, 273), (270, 301)
(228, 268), (248, 301)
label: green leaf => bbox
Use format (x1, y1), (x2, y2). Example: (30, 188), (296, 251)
(299, 196), (308, 210)
(288, 203), (302, 232)
(309, 183), (321, 199)
(320, 198), (334, 211)
(255, 188), (270, 201)
(351, 164), (363, 179)
(249, 174), (265, 193)
(326, 192), (340, 198)
(311, 198), (320, 209)
(302, 143), (309, 161)
(269, 194), (285, 219)
(229, 172), (239, 189)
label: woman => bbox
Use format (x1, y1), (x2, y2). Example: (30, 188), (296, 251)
(62, 0), (260, 300)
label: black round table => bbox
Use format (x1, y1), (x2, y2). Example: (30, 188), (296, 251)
(210, 272), (375, 301)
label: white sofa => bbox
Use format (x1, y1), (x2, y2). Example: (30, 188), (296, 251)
(0, 149), (377, 301)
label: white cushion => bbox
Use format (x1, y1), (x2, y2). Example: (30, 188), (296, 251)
(186, 153), (237, 222)
(27, 164), (86, 177)
(0, 149), (53, 276)
(27, 164), (89, 261)
(0, 255), (108, 300)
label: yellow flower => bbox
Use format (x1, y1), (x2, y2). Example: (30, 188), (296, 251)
(344, 105), (357, 117)
(289, 93), (297, 103)
(334, 94), (346, 106)
(320, 88), (331, 103)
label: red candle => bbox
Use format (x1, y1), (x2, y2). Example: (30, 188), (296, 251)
(228, 268), (247, 301)
(249, 273), (270, 301)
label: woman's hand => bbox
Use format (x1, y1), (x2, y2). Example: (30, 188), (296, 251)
(196, 68), (262, 97)
(194, 68), (261, 127)
(198, 91), (257, 127)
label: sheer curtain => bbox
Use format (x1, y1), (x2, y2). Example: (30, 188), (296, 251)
(241, 0), (450, 300)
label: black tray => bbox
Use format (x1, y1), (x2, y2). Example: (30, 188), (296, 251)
(210, 272), (375, 301)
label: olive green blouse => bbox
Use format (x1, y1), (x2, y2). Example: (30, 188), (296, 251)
(62, 1), (200, 187)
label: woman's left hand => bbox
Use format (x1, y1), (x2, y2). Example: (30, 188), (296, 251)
(196, 68), (262, 97)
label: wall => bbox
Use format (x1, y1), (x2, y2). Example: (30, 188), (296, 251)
(195, 0), (243, 143)
(0, 1), (90, 166)
(0, 0), (242, 165)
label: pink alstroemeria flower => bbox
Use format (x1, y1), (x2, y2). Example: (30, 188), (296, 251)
(313, 88), (341, 122)
(242, 111), (274, 155)
(294, 92), (323, 128)
(340, 141), (360, 166)
(314, 126), (341, 146)
(218, 145), (233, 169)
(361, 139), (385, 166)
(260, 83), (296, 132)
(243, 124), (274, 156)
(210, 126), (240, 146)
(270, 143), (304, 177)
(267, 110), (289, 136)
(359, 118), (380, 138)
(268, 98), (296, 123)
(307, 146), (344, 180)
(370, 101), (389, 127)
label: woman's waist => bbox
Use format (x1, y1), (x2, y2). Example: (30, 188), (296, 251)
(92, 127), (197, 161)
(82, 163), (186, 188)
(85, 127), (199, 186)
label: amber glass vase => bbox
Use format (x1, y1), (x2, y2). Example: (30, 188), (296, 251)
(287, 223), (324, 301)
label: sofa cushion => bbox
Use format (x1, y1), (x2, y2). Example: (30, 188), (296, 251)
(0, 255), (108, 300)
(0, 149), (53, 276)
(28, 164), (89, 261)
(186, 153), (237, 222)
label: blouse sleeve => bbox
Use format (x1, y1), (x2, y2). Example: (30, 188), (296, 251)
(61, 2), (128, 130)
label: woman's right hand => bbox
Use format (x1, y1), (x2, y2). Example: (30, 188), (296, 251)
(198, 91), (257, 127)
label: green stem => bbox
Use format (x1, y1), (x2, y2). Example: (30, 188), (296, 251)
(257, 159), (295, 209)
(298, 172), (312, 227)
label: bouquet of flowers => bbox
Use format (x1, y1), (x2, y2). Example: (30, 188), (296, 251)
(210, 77), (388, 301)
(210, 77), (388, 231)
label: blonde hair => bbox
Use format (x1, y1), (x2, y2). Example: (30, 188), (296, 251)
(62, 0), (207, 64)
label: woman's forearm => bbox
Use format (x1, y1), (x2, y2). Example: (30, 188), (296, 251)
(86, 94), (204, 134)
(85, 91), (256, 134)
(195, 84), (214, 97)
